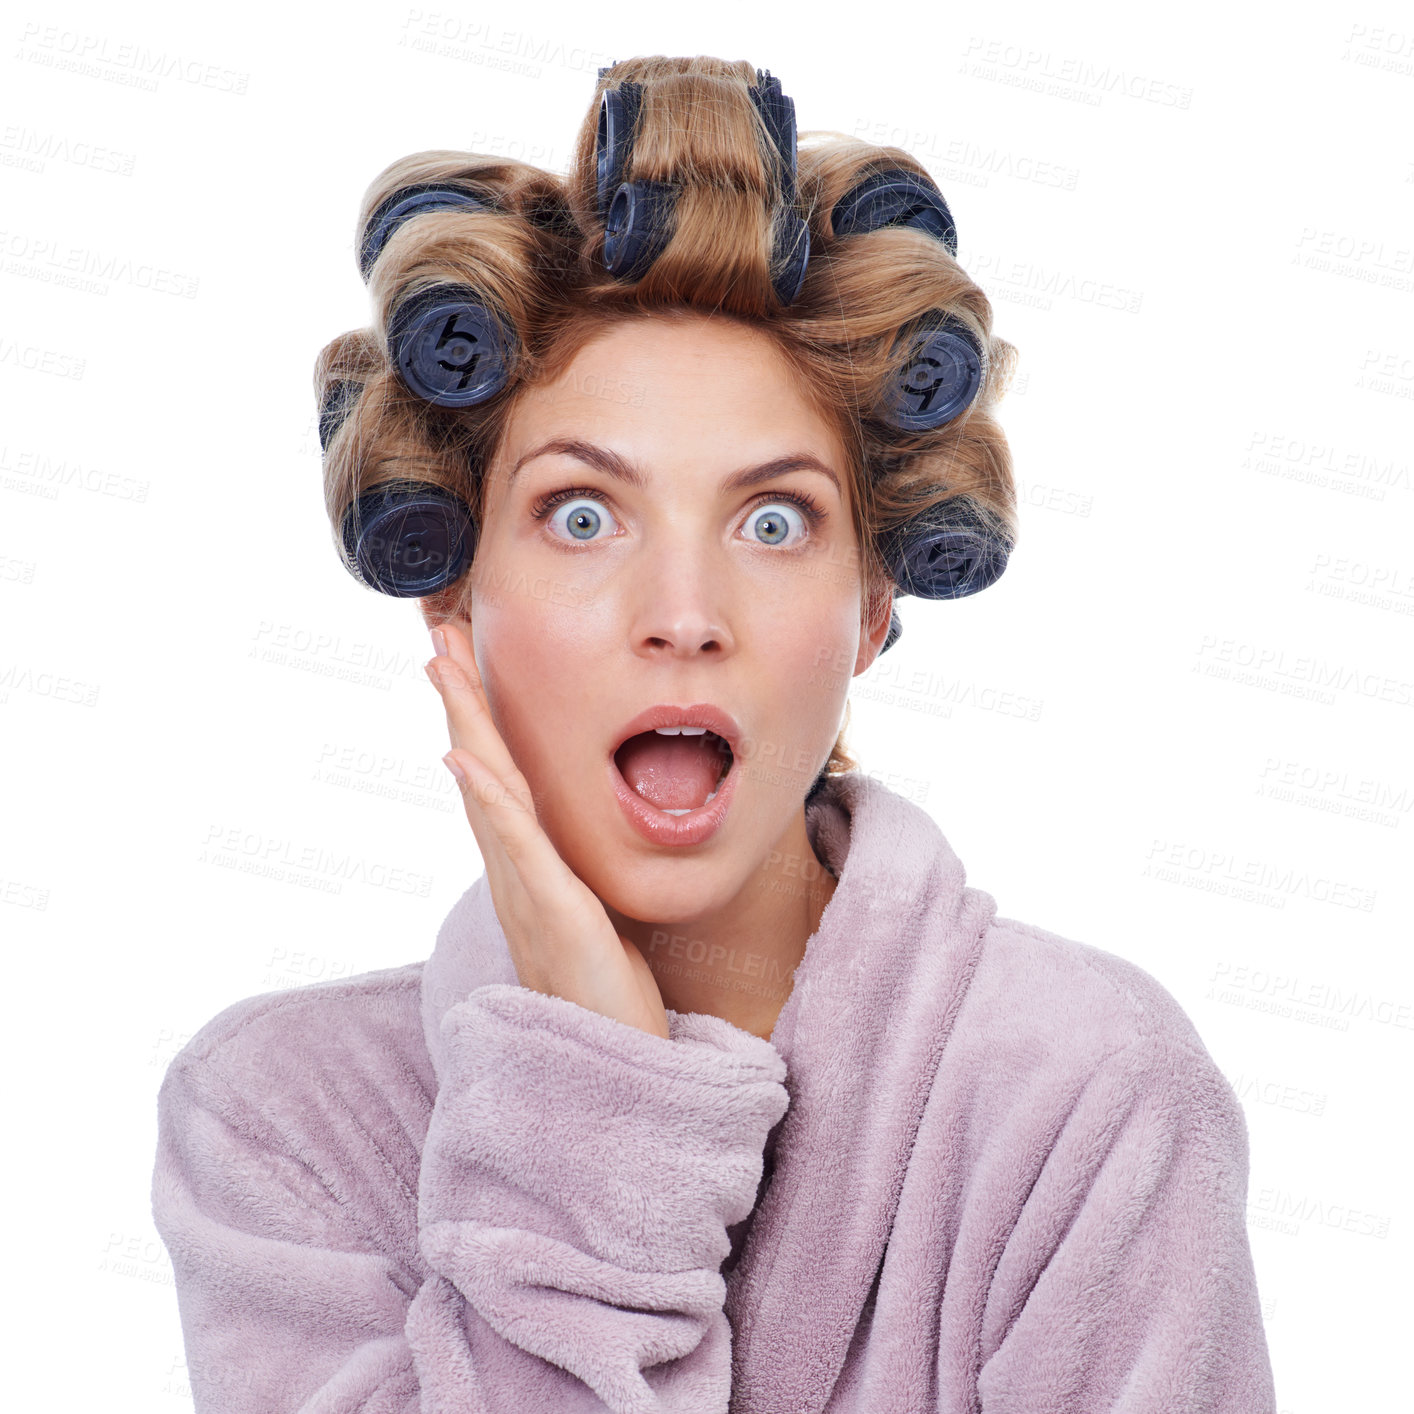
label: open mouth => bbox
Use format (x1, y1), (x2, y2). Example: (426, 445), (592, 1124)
(612, 728), (735, 816)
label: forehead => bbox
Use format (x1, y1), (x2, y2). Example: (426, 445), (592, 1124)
(502, 314), (846, 465)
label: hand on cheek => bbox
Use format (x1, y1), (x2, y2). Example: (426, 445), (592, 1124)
(425, 619), (672, 1040)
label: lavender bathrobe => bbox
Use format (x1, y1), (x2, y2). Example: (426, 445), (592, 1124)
(151, 770), (1277, 1412)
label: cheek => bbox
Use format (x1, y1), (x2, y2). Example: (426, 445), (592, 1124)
(760, 591), (859, 721)
(470, 576), (615, 773)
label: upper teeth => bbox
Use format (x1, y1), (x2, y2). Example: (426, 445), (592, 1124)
(653, 726), (708, 735)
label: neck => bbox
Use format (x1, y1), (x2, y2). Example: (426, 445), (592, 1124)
(603, 804), (838, 1042)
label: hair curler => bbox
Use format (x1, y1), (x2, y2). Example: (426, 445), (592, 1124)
(595, 69), (810, 304)
(339, 478), (478, 599)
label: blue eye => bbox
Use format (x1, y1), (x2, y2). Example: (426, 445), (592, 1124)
(746, 500), (809, 547)
(541, 494), (619, 543)
(530, 486), (826, 548)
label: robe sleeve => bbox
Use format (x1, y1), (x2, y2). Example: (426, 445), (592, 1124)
(151, 1037), (422, 1411)
(975, 1035), (1278, 1414)
(152, 983), (788, 1413)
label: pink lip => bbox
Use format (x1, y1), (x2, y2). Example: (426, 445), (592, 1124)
(608, 702), (742, 758)
(607, 702), (743, 848)
(608, 745), (742, 847)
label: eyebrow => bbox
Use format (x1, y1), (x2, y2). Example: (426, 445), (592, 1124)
(508, 437), (842, 497)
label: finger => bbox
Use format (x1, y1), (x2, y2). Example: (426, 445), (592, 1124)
(439, 746), (508, 880)
(427, 618), (501, 760)
(444, 747), (579, 907)
(432, 619), (509, 760)
(425, 637), (533, 812)
(431, 617), (479, 681)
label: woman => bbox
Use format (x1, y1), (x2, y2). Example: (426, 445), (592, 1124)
(152, 55), (1277, 1412)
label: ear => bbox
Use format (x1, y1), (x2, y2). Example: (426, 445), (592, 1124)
(854, 577), (895, 676)
(416, 582), (472, 633)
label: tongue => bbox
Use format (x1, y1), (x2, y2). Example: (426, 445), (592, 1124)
(616, 732), (724, 811)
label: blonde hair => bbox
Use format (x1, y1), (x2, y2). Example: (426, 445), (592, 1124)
(314, 54), (1019, 788)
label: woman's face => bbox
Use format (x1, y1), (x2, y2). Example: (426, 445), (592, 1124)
(452, 311), (889, 922)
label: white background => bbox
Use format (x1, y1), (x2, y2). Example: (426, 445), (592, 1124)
(3, 2), (1410, 1408)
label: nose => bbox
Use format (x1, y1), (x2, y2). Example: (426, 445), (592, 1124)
(627, 548), (737, 658)
(633, 598), (736, 657)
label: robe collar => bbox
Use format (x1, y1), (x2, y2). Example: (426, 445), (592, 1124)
(420, 770), (997, 1412)
(724, 772), (997, 1411)
(420, 769), (859, 1088)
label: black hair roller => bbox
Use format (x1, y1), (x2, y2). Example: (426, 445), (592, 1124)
(595, 81), (677, 281)
(876, 496), (1010, 601)
(358, 181), (520, 410)
(385, 283), (517, 409)
(830, 168), (983, 431)
(831, 166), (959, 256)
(318, 378), (363, 453)
(883, 599), (903, 652)
(880, 309), (985, 433)
(749, 69), (811, 305)
(359, 183), (497, 282)
(595, 71), (811, 304)
(602, 178), (679, 281)
(339, 478), (478, 598)
(595, 83), (643, 219)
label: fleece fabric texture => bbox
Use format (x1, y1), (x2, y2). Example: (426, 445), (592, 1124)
(151, 769), (1277, 1412)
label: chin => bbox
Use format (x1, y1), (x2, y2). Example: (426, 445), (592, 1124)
(605, 847), (747, 914)
(533, 757), (794, 923)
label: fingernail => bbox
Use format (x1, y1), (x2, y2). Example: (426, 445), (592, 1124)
(430, 627), (448, 657)
(442, 752), (466, 782)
